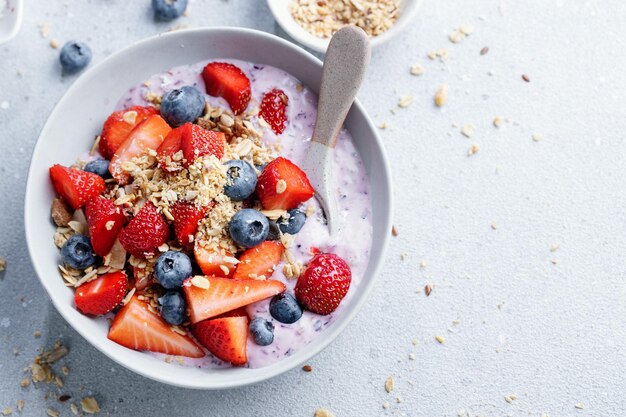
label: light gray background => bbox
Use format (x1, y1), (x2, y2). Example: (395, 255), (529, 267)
(1, 1), (625, 416)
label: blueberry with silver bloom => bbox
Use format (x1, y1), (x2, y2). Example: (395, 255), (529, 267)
(228, 209), (269, 248)
(158, 291), (187, 325)
(61, 235), (97, 269)
(59, 41), (92, 73)
(269, 293), (303, 324)
(83, 159), (111, 179)
(155, 251), (193, 289)
(249, 317), (274, 346)
(224, 160), (257, 201)
(160, 86), (205, 127)
(278, 209), (306, 235)
(152, 0), (188, 21)
(265, 219), (281, 241)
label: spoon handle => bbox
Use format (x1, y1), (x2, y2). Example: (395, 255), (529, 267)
(311, 26), (371, 149)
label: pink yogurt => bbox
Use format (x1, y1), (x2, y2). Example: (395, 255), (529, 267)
(116, 59), (373, 368)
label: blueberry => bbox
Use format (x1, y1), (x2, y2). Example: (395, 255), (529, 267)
(269, 293), (303, 324)
(152, 0), (188, 21)
(160, 86), (205, 127)
(61, 235), (97, 269)
(249, 317), (274, 346)
(223, 160), (257, 201)
(278, 209), (306, 235)
(83, 159), (111, 179)
(59, 41), (92, 74)
(266, 220), (281, 241)
(158, 291), (187, 325)
(155, 251), (192, 289)
(228, 209), (269, 248)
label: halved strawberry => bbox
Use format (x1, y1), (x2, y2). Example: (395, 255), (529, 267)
(259, 88), (288, 134)
(194, 244), (237, 278)
(256, 157), (314, 210)
(49, 164), (106, 209)
(183, 276), (286, 323)
(156, 124), (186, 172)
(180, 124), (225, 167)
(118, 202), (170, 258)
(109, 114), (172, 184)
(191, 316), (248, 365)
(74, 271), (128, 316)
(233, 241), (284, 280)
(99, 106), (158, 159)
(84, 196), (127, 256)
(201, 62), (251, 115)
(170, 201), (209, 246)
(108, 295), (204, 358)
(295, 253), (352, 315)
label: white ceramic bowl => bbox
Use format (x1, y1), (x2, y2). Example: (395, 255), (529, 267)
(24, 27), (392, 389)
(267, 0), (423, 53)
(0, 0), (23, 44)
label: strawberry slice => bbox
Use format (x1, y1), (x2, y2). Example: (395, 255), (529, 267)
(74, 271), (128, 316)
(84, 196), (127, 256)
(118, 202), (170, 258)
(233, 241), (284, 280)
(49, 164), (106, 209)
(109, 114), (172, 184)
(191, 316), (248, 365)
(108, 295), (204, 358)
(183, 276), (286, 323)
(156, 124), (186, 172)
(295, 253), (352, 315)
(256, 157), (314, 210)
(201, 62), (251, 115)
(180, 124), (225, 167)
(170, 201), (209, 246)
(259, 89), (288, 134)
(99, 106), (158, 159)
(194, 244), (237, 278)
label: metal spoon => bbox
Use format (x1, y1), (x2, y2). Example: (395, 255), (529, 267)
(302, 26), (371, 236)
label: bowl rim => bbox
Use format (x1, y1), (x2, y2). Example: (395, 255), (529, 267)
(24, 26), (393, 389)
(266, 0), (424, 53)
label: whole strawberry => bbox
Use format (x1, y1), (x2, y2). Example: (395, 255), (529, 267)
(295, 253), (352, 315)
(119, 202), (170, 258)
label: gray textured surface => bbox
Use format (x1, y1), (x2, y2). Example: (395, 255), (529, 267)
(1, 0), (625, 416)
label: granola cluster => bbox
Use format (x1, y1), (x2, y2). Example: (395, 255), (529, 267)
(290, 0), (401, 39)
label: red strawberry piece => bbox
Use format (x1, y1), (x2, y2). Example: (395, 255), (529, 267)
(191, 316), (248, 365)
(108, 295), (204, 358)
(109, 114), (172, 184)
(170, 201), (209, 247)
(118, 202), (170, 258)
(255, 157), (314, 210)
(259, 88), (288, 134)
(295, 253), (352, 315)
(180, 124), (225, 167)
(194, 244), (237, 278)
(74, 271), (128, 316)
(99, 106), (158, 159)
(84, 196), (127, 256)
(132, 266), (155, 291)
(232, 241), (284, 280)
(201, 62), (251, 115)
(156, 124), (186, 172)
(49, 164), (106, 209)
(183, 276), (285, 323)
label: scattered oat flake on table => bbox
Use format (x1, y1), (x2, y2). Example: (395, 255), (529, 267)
(480, 46), (489, 55)
(410, 64), (425, 75)
(532, 133), (543, 142)
(419, 260), (426, 268)
(382, 401), (390, 409)
(2, 408), (12, 416)
(435, 85), (448, 107)
(39, 23), (51, 38)
(490, 221), (498, 230)
(424, 284), (432, 296)
(574, 403), (585, 410)
(385, 376), (394, 393)
(467, 144), (480, 156)
(80, 397), (100, 414)
(398, 95), (414, 108)
(16, 401), (23, 412)
(493, 116), (503, 128)
(378, 121), (388, 129)
(391, 225), (398, 236)
(33, 330), (41, 338)
(461, 124), (475, 138)
(46, 408), (59, 417)
(50, 39), (59, 49)
(504, 394), (517, 403)
(550, 243), (560, 252)
(0, 256), (5, 272)
(314, 408), (334, 417)
(408, 352), (415, 360)
(435, 335), (445, 344)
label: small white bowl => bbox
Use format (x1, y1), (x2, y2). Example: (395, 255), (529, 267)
(0, 0), (23, 44)
(24, 27), (393, 389)
(267, 0), (423, 53)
